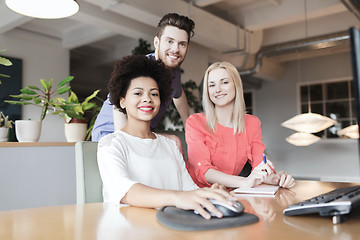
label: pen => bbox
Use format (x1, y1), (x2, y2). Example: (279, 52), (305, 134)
(263, 153), (277, 174)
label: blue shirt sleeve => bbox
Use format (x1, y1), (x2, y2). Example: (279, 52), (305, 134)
(91, 95), (114, 141)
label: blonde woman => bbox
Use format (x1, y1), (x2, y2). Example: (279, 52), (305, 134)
(185, 62), (295, 189)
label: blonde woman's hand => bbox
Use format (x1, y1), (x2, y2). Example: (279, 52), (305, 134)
(265, 171), (295, 188)
(241, 163), (269, 188)
(277, 171), (296, 188)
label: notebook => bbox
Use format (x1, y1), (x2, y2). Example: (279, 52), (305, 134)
(233, 184), (280, 195)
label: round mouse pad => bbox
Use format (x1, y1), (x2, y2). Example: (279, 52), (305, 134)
(156, 206), (259, 231)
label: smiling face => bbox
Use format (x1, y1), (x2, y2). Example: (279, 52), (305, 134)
(207, 68), (236, 108)
(120, 77), (160, 123)
(154, 26), (189, 69)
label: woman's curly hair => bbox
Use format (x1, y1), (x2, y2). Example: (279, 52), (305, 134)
(107, 55), (173, 114)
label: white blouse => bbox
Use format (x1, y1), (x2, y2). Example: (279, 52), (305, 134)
(97, 130), (198, 203)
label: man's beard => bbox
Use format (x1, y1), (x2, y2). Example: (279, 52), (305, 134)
(156, 45), (185, 69)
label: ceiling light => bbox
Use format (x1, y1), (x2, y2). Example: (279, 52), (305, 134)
(337, 124), (359, 139)
(281, 0), (337, 138)
(281, 112), (337, 133)
(286, 132), (321, 146)
(5, 0), (79, 19)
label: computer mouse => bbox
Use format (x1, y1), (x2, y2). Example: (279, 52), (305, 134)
(194, 199), (244, 217)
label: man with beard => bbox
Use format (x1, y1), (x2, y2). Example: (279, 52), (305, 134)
(92, 13), (195, 141)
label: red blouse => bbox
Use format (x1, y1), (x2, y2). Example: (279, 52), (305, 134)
(185, 113), (265, 188)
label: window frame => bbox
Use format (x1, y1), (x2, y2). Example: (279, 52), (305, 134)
(297, 76), (356, 140)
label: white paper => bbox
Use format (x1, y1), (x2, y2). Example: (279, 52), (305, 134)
(233, 184), (280, 195)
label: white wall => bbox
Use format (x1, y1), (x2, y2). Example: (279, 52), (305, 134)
(256, 52), (360, 182)
(0, 29), (70, 141)
(181, 42), (209, 85)
(181, 42), (209, 114)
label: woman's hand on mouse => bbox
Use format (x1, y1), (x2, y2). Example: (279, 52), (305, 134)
(172, 187), (236, 220)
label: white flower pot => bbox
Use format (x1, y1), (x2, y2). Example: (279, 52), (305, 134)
(15, 120), (42, 142)
(64, 123), (87, 142)
(0, 127), (9, 142)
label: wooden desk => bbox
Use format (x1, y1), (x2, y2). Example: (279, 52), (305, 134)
(1, 181), (359, 240)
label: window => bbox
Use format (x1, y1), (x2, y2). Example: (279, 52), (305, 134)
(299, 79), (356, 138)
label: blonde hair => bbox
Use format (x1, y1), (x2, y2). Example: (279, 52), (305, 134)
(202, 62), (246, 134)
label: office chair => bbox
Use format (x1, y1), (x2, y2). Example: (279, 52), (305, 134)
(75, 141), (103, 204)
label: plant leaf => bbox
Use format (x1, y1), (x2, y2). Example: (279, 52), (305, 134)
(66, 111), (85, 119)
(54, 97), (66, 102)
(20, 88), (37, 95)
(82, 102), (96, 111)
(22, 95), (36, 101)
(73, 105), (84, 114)
(9, 94), (37, 101)
(8, 94), (23, 98)
(57, 76), (74, 87)
(64, 115), (72, 123)
(48, 78), (53, 90)
(0, 73), (10, 78)
(27, 85), (40, 90)
(40, 79), (49, 92)
(68, 91), (79, 103)
(56, 86), (71, 95)
(40, 102), (48, 121)
(60, 103), (79, 110)
(33, 98), (42, 104)
(4, 100), (32, 105)
(0, 56), (12, 66)
(83, 90), (100, 104)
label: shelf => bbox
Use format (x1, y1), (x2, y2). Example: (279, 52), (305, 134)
(0, 142), (76, 147)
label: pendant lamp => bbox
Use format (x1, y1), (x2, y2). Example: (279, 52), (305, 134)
(285, 132), (321, 146)
(337, 124), (359, 139)
(5, 0), (79, 19)
(282, 0), (336, 146)
(282, 112), (337, 133)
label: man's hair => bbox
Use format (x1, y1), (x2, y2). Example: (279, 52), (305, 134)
(107, 55), (173, 114)
(156, 13), (195, 42)
(202, 62), (246, 134)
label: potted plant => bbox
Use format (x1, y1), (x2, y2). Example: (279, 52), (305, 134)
(5, 76), (74, 142)
(0, 111), (13, 142)
(53, 89), (100, 142)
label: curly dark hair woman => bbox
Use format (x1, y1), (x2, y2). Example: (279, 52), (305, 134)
(107, 55), (173, 114)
